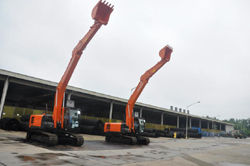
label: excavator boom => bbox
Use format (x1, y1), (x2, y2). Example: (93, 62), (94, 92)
(126, 45), (173, 131)
(53, 0), (113, 128)
(104, 45), (173, 145)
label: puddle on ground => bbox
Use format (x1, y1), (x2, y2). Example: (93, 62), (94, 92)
(16, 153), (77, 165)
(17, 153), (69, 161)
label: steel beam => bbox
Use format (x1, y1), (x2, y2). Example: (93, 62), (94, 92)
(109, 101), (113, 122)
(140, 108), (143, 118)
(0, 77), (9, 119)
(177, 116), (179, 128)
(185, 115), (188, 139)
(161, 113), (164, 126)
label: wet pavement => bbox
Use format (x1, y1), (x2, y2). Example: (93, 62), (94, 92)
(0, 129), (250, 166)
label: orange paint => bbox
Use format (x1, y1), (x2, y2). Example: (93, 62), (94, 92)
(104, 122), (122, 132)
(29, 114), (45, 128)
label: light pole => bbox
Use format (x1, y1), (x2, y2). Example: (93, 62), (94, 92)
(185, 101), (200, 139)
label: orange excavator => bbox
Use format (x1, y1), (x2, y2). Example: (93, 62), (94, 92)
(104, 45), (173, 145)
(26, 0), (114, 146)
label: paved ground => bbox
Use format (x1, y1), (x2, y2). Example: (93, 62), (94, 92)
(0, 129), (249, 166)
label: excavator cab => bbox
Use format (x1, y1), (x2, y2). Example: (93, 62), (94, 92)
(29, 108), (81, 131)
(64, 108), (81, 129)
(134, 117), (146, 134)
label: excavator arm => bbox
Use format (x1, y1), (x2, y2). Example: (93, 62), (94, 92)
(53, 0), (114, 128)
(125, 45), (173, 131)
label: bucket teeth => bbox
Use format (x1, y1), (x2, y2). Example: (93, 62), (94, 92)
(92, 0), (114, 25)
(102, 1), (110, 7)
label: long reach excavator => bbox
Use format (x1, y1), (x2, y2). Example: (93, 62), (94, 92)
(26, 0), (114, 146)
(104, 45), (173, 145)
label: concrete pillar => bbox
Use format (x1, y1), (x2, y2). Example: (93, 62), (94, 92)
(212, 121), (214, 129)
(161, 113), (164, 126)
(199, 119), (201, 128)
(189, 118), (192, 128)
(185, 115), (188, 139)
(207, 121), (209, 129)
(0, 77), (9, 119)
(177, 116), (179, 128)
(109, 102), (113, 122)
(140, 108), (143, 118)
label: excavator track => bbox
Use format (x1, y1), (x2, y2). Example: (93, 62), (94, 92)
(26, 130), (58, 146)
(74, 134), (84, 146)
(136, 136), (150, 145)
(26, 130), (84, 146)
(106, 134), (139, 145)
(57, 132), (84, 146)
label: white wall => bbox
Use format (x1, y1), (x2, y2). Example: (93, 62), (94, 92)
(225, 125), (234, 133)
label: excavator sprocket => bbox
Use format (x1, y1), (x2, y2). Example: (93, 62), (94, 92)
(136, 136), (150, 145)
(57, 132), (84, 146)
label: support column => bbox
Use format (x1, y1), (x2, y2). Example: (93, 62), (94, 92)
(207, 121), (209, 129)
(109, 102), (113, 122)
(212, 121), (214, 129)
(0, 77), (9, 119)
(220, 123), (221, 131)
(185, 115), (188, 139)
(161, 113), (164, 126)
(189, 118), (192, 128)
(177, 116), (179, 128)
(140, 108), (143, 118)
(199, 119), (201, 128)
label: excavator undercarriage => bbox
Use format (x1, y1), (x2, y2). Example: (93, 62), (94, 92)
(105, 117), (150, 145)
(27, 113), (84, 146)
(105, 134), (150, 145)
(26, 129), (83, 146)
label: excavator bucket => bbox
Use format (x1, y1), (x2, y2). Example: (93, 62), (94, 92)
(92, 0), (114, 25)
(159, 45), (173, 62)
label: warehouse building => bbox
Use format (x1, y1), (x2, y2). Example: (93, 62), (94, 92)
(0, 69), (233, 133)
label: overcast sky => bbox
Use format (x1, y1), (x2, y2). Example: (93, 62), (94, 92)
(0, 0), (250, 119)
